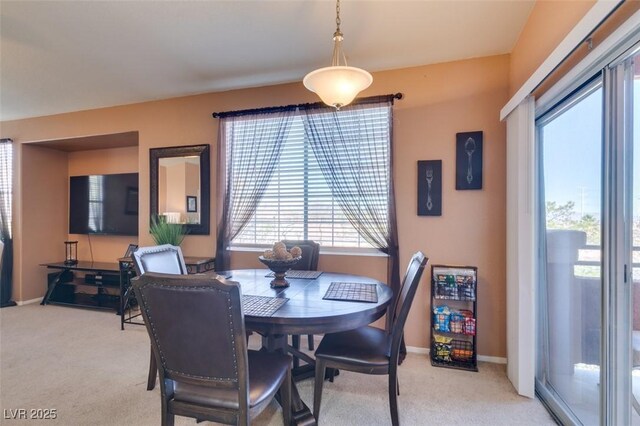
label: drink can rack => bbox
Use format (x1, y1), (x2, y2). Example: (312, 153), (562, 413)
(430, 264), (478, 372)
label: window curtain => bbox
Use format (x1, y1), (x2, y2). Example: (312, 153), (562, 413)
(0, 138), (15, 307)
(300, 99), (403, 358)
(215, 112), (295, 271)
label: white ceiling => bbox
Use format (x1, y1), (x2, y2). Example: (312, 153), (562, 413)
(1, 0), (534, 121)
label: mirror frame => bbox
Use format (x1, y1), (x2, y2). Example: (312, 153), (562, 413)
(150, 144), (210, 235)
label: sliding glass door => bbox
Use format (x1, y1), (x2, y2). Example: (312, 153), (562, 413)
(624, 50), (640, 424)
(537, 44), (640, 425)
(537, 80), (603, 426)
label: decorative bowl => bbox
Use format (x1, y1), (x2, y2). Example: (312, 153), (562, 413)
(258, 256), (302, 288)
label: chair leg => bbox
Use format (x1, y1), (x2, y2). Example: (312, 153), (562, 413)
(307, 334), (315, 350)
(314, 359), (327, 423)
(161, 397), (174, 426)
(397, 377), (400, 396)
(282, 367), (292, 426)
(389, 369), (399, 426)
(147, 347), (157, 391)
(292, 335), (300, 369)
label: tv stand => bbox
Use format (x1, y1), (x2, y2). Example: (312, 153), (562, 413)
(41, 261), (121, 311)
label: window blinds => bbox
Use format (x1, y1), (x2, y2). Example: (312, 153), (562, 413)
(232, 105), (390, 249)
(0, 141), (12, 237)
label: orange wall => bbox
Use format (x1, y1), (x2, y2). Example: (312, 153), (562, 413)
(509, 0), (595, 95)
(18, 145), (68, 301)
(2, 54), (509, 357)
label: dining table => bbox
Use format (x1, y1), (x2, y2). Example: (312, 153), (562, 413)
(217, 268), (394, 426)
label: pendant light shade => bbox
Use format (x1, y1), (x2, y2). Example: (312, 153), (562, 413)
(304, 0), (372, 109)
(303, 66), (372, 109)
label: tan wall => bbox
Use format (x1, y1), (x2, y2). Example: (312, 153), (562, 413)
(509, 0), (595, 96)
(2, 54), (509, 357)
(164, 162), (186, 214)
(19, 145), (68, 301)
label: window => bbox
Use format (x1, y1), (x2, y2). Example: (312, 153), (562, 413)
(231, 106), (390, 250)
(0, 140), (12, 237)
(88, 175), (104, 233)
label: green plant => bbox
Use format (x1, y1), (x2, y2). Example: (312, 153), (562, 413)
(149, 215), (187, 246)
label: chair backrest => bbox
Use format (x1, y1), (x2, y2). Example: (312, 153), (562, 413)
(132, 244), (187, 276)
(283, 240), (320, 271)
(390, 252), (428, 360)
(133, 273), (249, 399)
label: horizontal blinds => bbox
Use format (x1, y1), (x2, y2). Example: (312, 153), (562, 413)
(0, 142), (12, 237)
(88, 175), (104, 233)
(232, 106), (390, 249)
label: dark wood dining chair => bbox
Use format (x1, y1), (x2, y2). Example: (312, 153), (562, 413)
(132, 273), (291, 426)
(131, 244), (187, 391)
(283, 239), (320, 353)
(313, 251), (428, 426)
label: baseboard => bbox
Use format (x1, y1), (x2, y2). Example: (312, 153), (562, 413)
(477, 355), (507, 364)
(17, 297), (43, 306)
(406, 345), (429, 355)
(406, 345), (507, 364)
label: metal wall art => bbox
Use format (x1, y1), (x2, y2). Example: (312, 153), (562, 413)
(455, 131), (483, 190)
(418, 160), (442, 216)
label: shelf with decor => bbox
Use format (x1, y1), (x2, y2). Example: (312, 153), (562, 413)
(430, 264), (478, 372)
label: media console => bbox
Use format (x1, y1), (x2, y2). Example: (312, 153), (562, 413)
(41, 261), (121, 311)
(41, 256), (216, 328)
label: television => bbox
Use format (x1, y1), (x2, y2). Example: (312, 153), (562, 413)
(69, 173), (139, 235)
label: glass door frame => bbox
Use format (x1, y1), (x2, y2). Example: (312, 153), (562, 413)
(534, 76), (604, 426)
(534, 40), (640, 426)
(600, 46), (636, 426)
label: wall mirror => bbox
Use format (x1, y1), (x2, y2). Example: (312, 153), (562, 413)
(150, 144), (210, 235)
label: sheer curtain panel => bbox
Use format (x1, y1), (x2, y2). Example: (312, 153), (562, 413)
(301, 100), (401, 330)
(215, 112), (295, 271)
(0, 138), (15, 307)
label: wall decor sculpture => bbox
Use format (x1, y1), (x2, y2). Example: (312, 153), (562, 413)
(455, 131), (483, 190)
(418, 160), (442, 216)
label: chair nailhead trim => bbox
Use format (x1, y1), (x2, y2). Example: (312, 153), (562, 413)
(139, 281), (239, 382)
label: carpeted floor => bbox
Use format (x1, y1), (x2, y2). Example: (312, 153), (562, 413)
(0, 304), (555, 425)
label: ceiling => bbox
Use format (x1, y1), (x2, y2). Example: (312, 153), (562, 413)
(1, 1), (534, 121)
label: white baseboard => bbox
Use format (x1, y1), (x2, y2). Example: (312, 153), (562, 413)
(406, 345), (429, 355)
(17, 297), (43, 306)
(406, 345), (507, 364)
(477, 355), (507, 364)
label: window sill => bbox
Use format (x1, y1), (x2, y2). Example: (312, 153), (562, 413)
(229, 245), (388, 258)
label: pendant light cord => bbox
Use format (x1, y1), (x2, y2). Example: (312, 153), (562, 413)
(331, 0), (348, 67)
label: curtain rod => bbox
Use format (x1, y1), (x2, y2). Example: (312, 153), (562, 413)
(212, 93), (403, 119)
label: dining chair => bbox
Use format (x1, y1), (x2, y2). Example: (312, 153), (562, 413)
(313, 251), (428, 426)
(131, 244), (187, 391)
(132, 272), (291, 426)
(131, 244), (188, 276)
(283, 239), (321, 353)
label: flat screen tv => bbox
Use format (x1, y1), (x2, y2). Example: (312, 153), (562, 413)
(69, 173), (139, 235)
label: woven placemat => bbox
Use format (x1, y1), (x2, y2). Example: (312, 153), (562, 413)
(242, 295), (288, 317)
(323, 282), (378, 303)
(265, 270), (323, 279)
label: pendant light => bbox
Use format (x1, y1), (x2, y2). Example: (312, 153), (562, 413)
(303, 0), (372, 110)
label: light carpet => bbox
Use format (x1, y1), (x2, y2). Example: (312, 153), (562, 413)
(0, 304), (554, 425)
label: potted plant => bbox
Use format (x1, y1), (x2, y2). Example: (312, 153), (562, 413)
(149, 215), (187, 246)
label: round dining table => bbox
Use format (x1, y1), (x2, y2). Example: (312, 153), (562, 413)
(217, 269), (394, 426)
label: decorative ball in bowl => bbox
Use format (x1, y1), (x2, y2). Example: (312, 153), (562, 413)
(258, 256), (302, 288)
